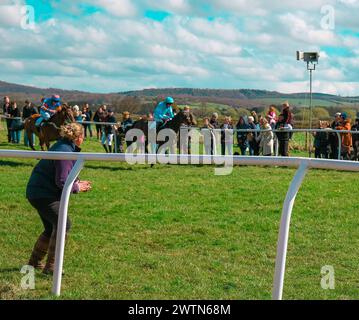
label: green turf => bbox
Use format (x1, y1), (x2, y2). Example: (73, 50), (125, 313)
(0, 123), (358, 300)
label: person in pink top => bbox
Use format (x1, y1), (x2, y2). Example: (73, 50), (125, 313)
(266, 105), (277, 130)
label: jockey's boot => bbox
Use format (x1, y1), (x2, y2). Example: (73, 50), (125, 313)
(109, 145), (112, 153)
(28, 233), (50, 270)
(103, 144), (109, 153)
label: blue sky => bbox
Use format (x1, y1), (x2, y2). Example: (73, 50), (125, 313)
(0, 0), (358, 95)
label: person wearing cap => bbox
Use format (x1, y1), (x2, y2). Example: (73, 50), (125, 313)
(35, 94), (62, 127)
(153, 97), (175, 129)
(102, 109), (117, 153)
(329, 112), (342, 159)
(336, 112), (352, 160)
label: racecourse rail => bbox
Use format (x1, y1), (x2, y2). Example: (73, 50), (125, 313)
(0, 150), (358, 299)
(1, 114), (358, 160)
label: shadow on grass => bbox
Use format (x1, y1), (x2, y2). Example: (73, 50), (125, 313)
(84, 164), (168, 171)
(0, 160), (34, 167)
(0, 267), (20, 274)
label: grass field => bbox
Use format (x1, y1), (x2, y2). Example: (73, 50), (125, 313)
(0, 123), (358, 300)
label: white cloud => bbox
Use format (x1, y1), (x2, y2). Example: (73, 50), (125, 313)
(0, 1), (358, 94)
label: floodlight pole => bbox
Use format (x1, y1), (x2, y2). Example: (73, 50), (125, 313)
(307, 62), (316, 158)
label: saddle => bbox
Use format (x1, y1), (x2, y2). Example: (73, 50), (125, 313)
(31, 114), (41, 119)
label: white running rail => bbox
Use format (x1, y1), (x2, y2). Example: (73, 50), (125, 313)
(0, 150), (358, 299)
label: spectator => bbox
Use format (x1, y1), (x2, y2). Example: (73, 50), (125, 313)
(82, 104), (93, 138)
(72, 105), (83, 122)
(210, 112), (219, 129)
(351, 117), (359, 161)
(250, 111), (259, 125)
(26, 123), (91, 274)
(118, 111), (134, 153)
(202, 117), (215, 155)
(329, 112), (341, 159)
(247, 116), (260, 156)
(336, 112), (352, 160)
(102, 109), (116, 153)
(282, 101), (294, 139)
(257, 118), (274, 156)
(313, 121), (330, 159)
(93, 105), (105, 140)
(275, 114), (290, 157)
(3, 96), (12, 142)
(22, 100), (37, 147)
(220, 116), (233, 155)
(236, 116), (250, 155)
(266, 105), (277, 130)
(179, 106), (192, 155)
(10, 102), (22, 144)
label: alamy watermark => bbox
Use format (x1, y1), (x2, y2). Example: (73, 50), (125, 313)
(20, 265), (35, 290)
(320, 5), (335, 30)
(321, 265), (335, 290)
(124, 124), (234, 176)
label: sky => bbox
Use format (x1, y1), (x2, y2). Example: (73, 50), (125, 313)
(0, 0), (358, 95)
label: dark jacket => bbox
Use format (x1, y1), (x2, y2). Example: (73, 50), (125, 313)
(275, 121), (290, 141)
(210, 119), (219, 129)
(220, 123), (233, 143)
(236, 122), (250, 146)
(104, 115), (117, 135)
(22, 105), (38, 120)
(84, 110), (93, 122)
(26, 139), (81, 200)
(2, 103), (11, 115)
(121, 118), (134, 133)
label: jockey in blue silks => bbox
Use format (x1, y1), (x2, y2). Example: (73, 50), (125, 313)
(35, 95), (61, 127)
(153, 97), (175, 129)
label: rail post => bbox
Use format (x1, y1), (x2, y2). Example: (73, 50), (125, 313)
(52, 159), (85, 296)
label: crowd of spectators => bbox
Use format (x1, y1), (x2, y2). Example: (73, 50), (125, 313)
(1, 96), (358, 160)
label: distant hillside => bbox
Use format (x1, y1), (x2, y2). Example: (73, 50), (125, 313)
(1, 81), (358, 115)
(0, 80), (121, 105)
(122, 88), (359, 105)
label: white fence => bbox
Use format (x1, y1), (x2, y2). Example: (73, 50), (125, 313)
(2, 114), (358, 161)
(1, 150), (358, 299)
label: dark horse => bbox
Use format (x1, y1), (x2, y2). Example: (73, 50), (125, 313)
(24, 104), (75, 151)
(123, 109), (197, 153)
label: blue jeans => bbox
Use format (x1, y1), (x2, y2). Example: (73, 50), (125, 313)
(10, 120), (21, 143)
(24, 130), (35, 146)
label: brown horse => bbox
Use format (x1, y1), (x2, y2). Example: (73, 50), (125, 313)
(24, 104), (75, 151)
(126, 109), (197, 153)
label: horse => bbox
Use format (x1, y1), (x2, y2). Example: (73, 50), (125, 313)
(124, 110), (197, 154)
(24, 104), (75, 151)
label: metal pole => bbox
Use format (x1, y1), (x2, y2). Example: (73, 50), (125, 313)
(336, 132), (342, 160)
(112, 125), (117, 154)
(52, 159), (85, 296)
(309, 66), (313, 158)
(272, 161), (308, 300)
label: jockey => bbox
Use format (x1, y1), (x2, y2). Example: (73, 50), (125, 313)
(154, 97), (175, 128)
(35, 95), (61, 127)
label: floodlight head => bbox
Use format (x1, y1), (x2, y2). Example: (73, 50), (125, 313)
(296, 51), (320, 63)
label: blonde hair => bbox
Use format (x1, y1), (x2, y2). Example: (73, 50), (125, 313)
(60, 123), (84, 141)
